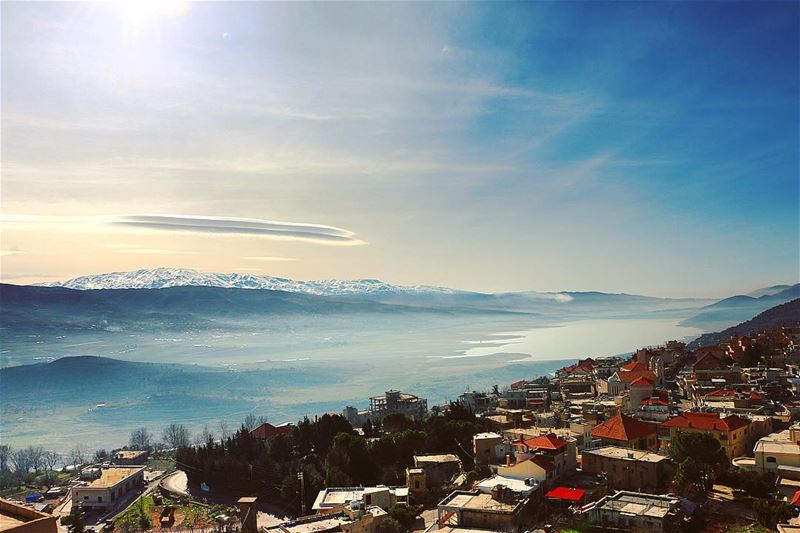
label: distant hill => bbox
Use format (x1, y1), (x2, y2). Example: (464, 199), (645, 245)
(688, 298), (800, 348)
(680, 283), (799, 331)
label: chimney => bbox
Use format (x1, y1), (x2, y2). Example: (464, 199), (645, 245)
(506, 454), (512, 467)
(237, 497), (258, 533)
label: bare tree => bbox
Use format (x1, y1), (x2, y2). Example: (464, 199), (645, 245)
(0, 445), (10, 471)
(195, 425), (215, 446)
(243, 413), (257, 431)
(129, 427), (153, 450)
(42, 450), (60, 471)
(218, 420), (230, 440)
(11, 448), (33, 475)
(69, 444), (87, 469)
(31, 446), (45, 472)
(162, 424), (191, 449)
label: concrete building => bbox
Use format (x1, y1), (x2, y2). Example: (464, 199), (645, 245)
(111, 450), (149, 465)
(414, 454), (463, 486)
(436, 488), (529, 531)
(506, 433), (577, 483)
(579, 491), (684, 532)
(406, 468), (427, 503)
(581, 446), (671, 492)
(343, 390), (427, 428)
(472, 433), (503, 466)
(70, 466), (145, 511)
(734, 424), (800, 479)
(312, 486), (408, 513)
(0, 499), (57, 533)
(265, 505), (387, 533)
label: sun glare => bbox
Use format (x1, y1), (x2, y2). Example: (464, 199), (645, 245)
(114, 0), (188, 27)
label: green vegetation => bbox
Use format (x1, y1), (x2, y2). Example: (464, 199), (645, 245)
(669, 431), (728, 497)
(114, 495), (154, 533)
(178, 404), (487, 517)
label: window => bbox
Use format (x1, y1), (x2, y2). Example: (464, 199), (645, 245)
(767, 457), (777, 463)
(98, 497), (103, 503)
(84, 496), (89, 500)
(414, 481), (420, 489)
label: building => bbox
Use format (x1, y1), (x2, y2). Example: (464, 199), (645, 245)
(343, 390), (428, 428)
(436, 488), (529, 531)
(406, 468), (427, 503)
(661, 412), (750, 458)
(458, 392), (497, 414)
(579, 491), (684, 532)
(506, 433), (577, 482)
(112, 450), (149, 465)
(312, 486), (408, 513)
(70, 466), (145, 511)
(591, 414), (659, 451)
(251, 422), (294, 440)
(581, 446), (671, 492)
(265, 505), (387, 533)
(473, 433), (503, 465)
(414, 454), (463, 486)
(734, 424), (800, 479)
(0, 498), (57, 533)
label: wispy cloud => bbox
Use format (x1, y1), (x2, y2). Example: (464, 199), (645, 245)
(111, 215), (365, 245)
(242, 256), (297, 262)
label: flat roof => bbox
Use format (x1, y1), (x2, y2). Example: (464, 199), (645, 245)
(114, 450), (147, 459)
(415, 454), (459, 464)
(583, 446), (668, 463)
(0, 499), (53, 533)
(86, 467), (144, 489)
(441, 492), (518, 513)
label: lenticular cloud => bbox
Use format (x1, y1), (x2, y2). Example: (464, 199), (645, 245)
(112, 214), (364, 245)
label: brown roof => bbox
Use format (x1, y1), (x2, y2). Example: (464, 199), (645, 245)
(251, 422), (293, 440)
(592, 414), (658, 442)
(523, 433), (568, 451)
(617, 369), (658, 384)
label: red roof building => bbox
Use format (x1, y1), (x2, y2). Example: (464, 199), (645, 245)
(591, 414), (659, 451)
(250, 422), (293, 440)
(661, 412), (751, 458)
(522, 433), (568, 451)
(620, 360), (647, 372)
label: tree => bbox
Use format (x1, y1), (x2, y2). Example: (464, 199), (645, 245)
(196, 425), (215, 446)
(669, 432), (728, 491)
(163, 424), (192, 449)
(218, 420), (230, 440)
(244, 414), (257, 431)
(672, 457), (705, 498)
(388, 504), (418, 531)
(382, 413), (412, 434)
(129, 427), (153, 450)
(376, 517), (402, 533)
(0, 445), (10, 471)
(43, 451), (60, 471)
(69, 445), (87, 469)
(93, 449), (109, 463)
(71, 505), (85, 533)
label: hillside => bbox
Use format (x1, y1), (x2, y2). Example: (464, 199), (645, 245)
(688, 298), (800, 348)
(680, 283), (799, 331)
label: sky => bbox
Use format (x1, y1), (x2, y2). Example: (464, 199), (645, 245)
(1, 1), (798, 297)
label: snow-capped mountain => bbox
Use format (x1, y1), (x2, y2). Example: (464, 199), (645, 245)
(41, 268), (461, 296)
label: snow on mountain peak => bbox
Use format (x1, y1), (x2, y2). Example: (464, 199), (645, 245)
(40, 268), (458, 296)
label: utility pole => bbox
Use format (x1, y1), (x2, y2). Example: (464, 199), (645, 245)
(297, 471), (306, 515)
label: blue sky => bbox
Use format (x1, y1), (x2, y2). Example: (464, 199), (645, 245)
(1, 1), (797, 297)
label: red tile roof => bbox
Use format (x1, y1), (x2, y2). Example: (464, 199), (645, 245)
(251, 422), (293, 440)
(592, 414), (658, 442)
(641, 398), (669, 407)
(693, 352), (727, 370)
(630, 376), (655, 387)
(791, 490), (800, 507)
(545, 487), (586, 502)
(617, 369), (658, 384)
(620, 360), (647, 372)
(662, 412), (750, 432)
(523, 433), (568, 451)
(706, 389), (763, 401)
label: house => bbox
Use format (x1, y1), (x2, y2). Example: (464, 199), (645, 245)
(343, 390), (428, 428)
(112, 450), (149, 465)
(250, 422), (293, 440)
(414, 454), (463, 486)
(70, 466), (145, 511)
(472, 433), (503, 465)
(591, 414), (659, 451)
(661, 412), (750, 458)
(734, 423), (800, 479)
(496, 455), (554, 486)
(507, 433), (577, 481)
(265, 505), (387, 533)
(436, 487), (530, 531)
(312, 486), (408, 514)
(607, 367), (658, 397)
(579, 491), (684, 532)
(628, 377), (655, 410)
(581, 446), (671, 492)
(0, 498), (57, 533)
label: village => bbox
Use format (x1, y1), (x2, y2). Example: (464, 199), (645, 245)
(3, 323), (800, 533)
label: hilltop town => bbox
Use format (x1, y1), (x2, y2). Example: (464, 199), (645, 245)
(3, 317), (800, 533)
